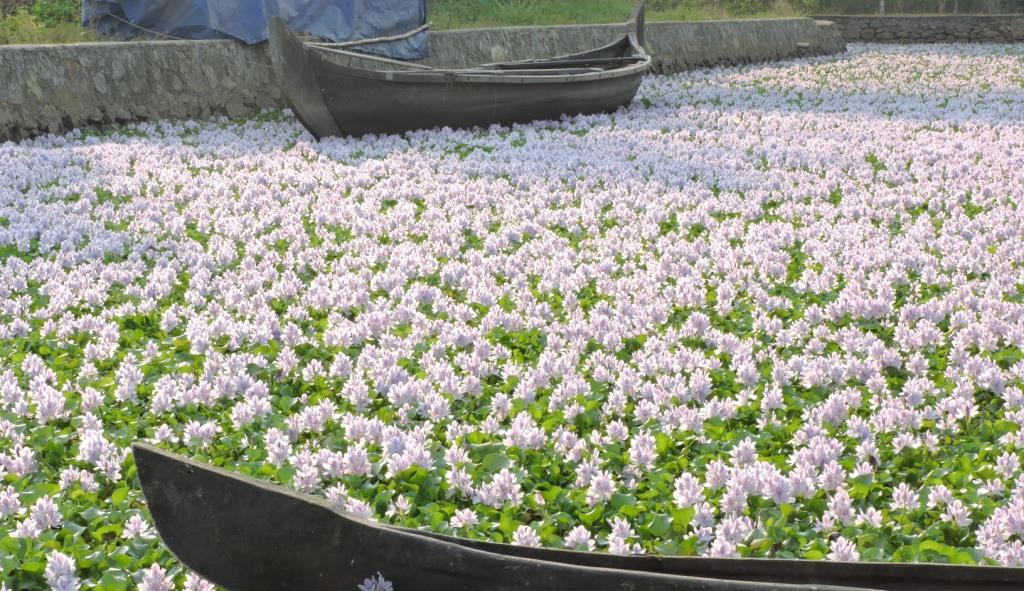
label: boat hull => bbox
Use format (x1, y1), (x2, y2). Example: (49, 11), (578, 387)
(267, 18), (342, 139)
(266, 2), (651, 139)
(307, 51), (646, 137)
(410, 531), (1024, 591)
(132, 444), (1024, 591)
(132, 444), (869, 591)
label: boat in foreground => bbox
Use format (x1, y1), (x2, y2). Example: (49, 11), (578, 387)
(266, 2), (652, 139)
(132, 444), (1024, 591)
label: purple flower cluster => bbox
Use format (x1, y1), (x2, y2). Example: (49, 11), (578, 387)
(2, 43), (1024, 587)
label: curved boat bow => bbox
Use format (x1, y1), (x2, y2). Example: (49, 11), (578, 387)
(266, 2), (652, 138)
(133, 444), (1024, 591)
(134, 443), (875, 591)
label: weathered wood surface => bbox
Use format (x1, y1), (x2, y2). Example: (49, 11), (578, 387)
(411, 530), (1024, 591)
(267, 18), (341, 140)
(266, 2), (650, 138)
(134, 444), (1024, 591)
(133, 443), (875, 591)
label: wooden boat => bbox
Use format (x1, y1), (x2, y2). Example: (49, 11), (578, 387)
(132, 444), (1024, 591)
(266, 2), (652, 139)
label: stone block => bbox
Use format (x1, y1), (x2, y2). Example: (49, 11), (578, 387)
(813, 15), (1024, 44)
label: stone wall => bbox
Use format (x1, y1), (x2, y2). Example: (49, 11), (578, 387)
(815, 15), (1024, 43)
(426, 18), (845, 73)
(1, 18), (844, 141)
(0, 40), (284, 141)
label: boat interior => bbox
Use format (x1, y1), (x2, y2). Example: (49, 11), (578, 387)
(306, 35), (646, 75)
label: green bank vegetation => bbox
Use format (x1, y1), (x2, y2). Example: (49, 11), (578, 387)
(1, 0), (799, 45)
(3, 0), (1022, 45)
(429, 0), (799, 29)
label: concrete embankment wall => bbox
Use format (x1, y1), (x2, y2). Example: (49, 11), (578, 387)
(816, 15), (1024, 43)
(425, 18), (844, 71)
(0, 18), (844, 141)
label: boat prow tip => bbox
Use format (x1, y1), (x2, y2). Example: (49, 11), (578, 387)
(131, 441), (167, 488)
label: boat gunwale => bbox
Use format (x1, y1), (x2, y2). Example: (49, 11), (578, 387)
(306, 34), (651, 86)
(132, 442), (1024, 591)
(133, 443), (881, 591)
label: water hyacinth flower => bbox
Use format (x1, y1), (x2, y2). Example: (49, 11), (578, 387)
(44, 551), (79, 591)
(585, 469), (618, 506)
(607, 516), (644, 555)
(564, 525), (596, 551)
(827, 536), (860, 562)
(512, 525), (543, 548)
(449, 508), (479, 529)
(940, 500), (972, 528)
(474, 468), (524, 509)
(12, 516), (43, 539)
(137, 564), (175, 591)
(358, 573), (394, 591)
(122, 513), (154, 539)
(386, 495), (413, 519)
(0, 485), (20, 517)
(3, 42), (1024, 579)
(628, 431), (658, 470)
(673, 472), (704, 508)
(184, 573), (216, 591)
(891, 483), (919, 512)
(183, 420), (221, 448)
(30, 496), (62, 530)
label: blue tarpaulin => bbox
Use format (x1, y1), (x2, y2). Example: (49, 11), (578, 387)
(82, 0), (428, 59)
